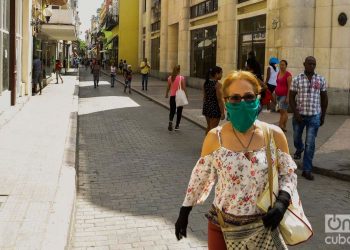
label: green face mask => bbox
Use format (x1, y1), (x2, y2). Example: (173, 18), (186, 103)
(225, 99), (260, 133)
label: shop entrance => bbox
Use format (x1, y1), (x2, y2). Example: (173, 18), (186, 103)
(237, 15), (266, 74)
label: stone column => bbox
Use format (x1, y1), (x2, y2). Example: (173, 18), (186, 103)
(267, 0), (316, 75)
(178, 0), (190, 76)
(327, 1), (350, 114)
(217, 0), (237, 75)
(145, 0), (152, 63)
(22, 0), (33, 96)
(159, 0), (168, 79)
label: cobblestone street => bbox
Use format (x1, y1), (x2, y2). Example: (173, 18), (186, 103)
(71, 69), (350, 250)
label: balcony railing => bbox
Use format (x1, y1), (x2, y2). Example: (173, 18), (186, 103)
(49, 9), (76, 25)
(105, 14), (119, 31)
(190, 0), (218, 19)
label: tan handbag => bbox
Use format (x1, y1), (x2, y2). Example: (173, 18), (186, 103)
(257, 124), (313, 245)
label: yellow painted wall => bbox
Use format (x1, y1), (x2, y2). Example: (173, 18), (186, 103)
(119, 0), (139, 72)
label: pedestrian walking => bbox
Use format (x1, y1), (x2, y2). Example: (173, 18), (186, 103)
(92, 61), (101, 88)
(122, 60), (128, 77)
(289, 56), (328, 181)
(32, 55), (43, 95)
(140, 58), (151, 91)
(165, 65), (187, 131)
(55, 59), (63, 84)
(110, 63), (116, 88)
(275, 60), (292, 132)
(124, 65), (132, 94)
(63, 59), (67, 74)
(175, 70), (297, 250)
(202, 66), (225, 134)
(118, 59), (124, 74)
(264, 57), (279, 111)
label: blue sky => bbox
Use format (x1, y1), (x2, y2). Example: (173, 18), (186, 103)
(78, 0), (104, 39)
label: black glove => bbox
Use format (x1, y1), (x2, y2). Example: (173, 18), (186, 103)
(262, 190), (290, 230)
(175, 206), (192, 240)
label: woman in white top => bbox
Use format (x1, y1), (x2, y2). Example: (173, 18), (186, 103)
(263, 57), (279, 111)
(175, 71), (297, 249)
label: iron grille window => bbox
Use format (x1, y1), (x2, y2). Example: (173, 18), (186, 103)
(151, 37), (160, 71)
(238, 0), (250, 3)
(190, 0), (218, 19)
(151, 21), (160, 32)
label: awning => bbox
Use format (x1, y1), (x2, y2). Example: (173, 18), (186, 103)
(40, 24), (77, 41)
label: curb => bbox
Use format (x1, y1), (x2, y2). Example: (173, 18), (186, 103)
(41, 75), (79, 249)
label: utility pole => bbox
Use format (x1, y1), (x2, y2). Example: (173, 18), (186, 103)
(9, 0), (16, 105)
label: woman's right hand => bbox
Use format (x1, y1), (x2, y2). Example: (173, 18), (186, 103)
(175, 206), (192, 240)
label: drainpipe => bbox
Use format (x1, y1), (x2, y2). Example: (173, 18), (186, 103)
(10, 0), (16, 105)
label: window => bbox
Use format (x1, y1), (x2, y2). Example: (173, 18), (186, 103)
(190, 25), (217, 78)
(238, 0), (249, 3)
(151, 37), (160, 71)
(151, 21), (160, 32)
(237, 15), (266, 71)
(190, 0), (218, 19)
(0, 0), (10, 92)
(144, 0), (146, 12)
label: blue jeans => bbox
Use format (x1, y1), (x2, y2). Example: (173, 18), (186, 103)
(292, 113), (321, 172)
(142, 73), (148, 90)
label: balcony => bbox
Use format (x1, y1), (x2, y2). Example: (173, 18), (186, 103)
(105, 14), (119, 31)
(40, 9), (77, 41)
(46, 0), (69, 6)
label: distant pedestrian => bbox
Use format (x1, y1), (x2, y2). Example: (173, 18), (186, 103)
(110, 63), (116, 88)
(92, 61), (101, 88)
(140, 58), (151, 91)
(123, 60), (128, 77)
(289, 56), (328, 181)
(202, 66), (225, 134)
(118, 59), (124, 74)
(245, 51), (263, 82)
(275, 60), (292, 132)
(63, 59), (67, 74)
(264, 57), (279, 111)
(165, 65), (187, 131)
(124, 65), (132, 94)
(33, 55), (42, 95)
(85, 59), (89, 70)
(55, 59), (63, 84)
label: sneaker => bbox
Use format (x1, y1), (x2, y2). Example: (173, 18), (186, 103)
(174, 126), (180, 131)
(293, 150), (304, 160)
(302, 171), (314, 181)
(168, 122), (173, 131)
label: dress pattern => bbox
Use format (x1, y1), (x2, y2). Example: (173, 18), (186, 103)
(202, 79), (221, 118)
(183, 126), (297, 216)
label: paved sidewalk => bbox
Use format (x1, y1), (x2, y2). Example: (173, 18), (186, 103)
(103, 71), (350, 181)
(0, 73), (78, 249)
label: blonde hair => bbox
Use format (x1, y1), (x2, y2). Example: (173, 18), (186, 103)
(222, 70), (261, 97)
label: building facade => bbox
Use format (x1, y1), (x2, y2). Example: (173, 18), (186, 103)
(0, 0), (34, 112)
(87, 0), (139, 70)
(140, 0), (350, 114)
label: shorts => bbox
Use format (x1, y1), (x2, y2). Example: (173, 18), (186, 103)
(277, 96), (289, 110)
(267, 83), (276, 93)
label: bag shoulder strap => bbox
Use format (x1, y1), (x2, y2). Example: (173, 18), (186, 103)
(261, 123), (274, 207)
(177, 76), (183, 91)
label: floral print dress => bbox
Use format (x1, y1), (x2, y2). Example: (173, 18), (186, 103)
(183, 126), (297, 216)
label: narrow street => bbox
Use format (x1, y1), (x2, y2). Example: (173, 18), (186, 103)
(71, 68), (350, 250)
